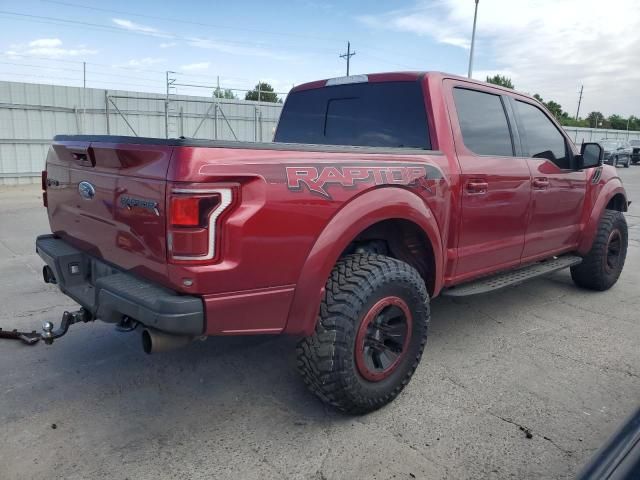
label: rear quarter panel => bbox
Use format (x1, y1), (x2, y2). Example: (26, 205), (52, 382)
(168, 146), (452, 334)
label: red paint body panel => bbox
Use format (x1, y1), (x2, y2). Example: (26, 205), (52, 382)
(521, 159), (587, 261)
(42, 72), (628, 337)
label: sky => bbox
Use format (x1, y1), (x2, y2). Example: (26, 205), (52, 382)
(0, 0), (639, 117)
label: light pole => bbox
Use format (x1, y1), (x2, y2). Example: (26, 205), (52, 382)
(627, 117), (631, 139)
(467, 0), (480, 78)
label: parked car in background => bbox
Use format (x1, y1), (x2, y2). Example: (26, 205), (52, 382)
(630, 140), (640, 164)
(600, 140), (632, 168)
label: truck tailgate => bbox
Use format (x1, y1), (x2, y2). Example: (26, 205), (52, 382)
(45, 140), (173, 283)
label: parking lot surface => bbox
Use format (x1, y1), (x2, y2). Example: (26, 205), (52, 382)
(1, 168), (639, 480)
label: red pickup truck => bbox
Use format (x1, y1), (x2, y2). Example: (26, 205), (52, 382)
(34, 72), (628, 413)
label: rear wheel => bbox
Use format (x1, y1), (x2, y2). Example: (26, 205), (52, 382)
(296, 254), (429, 414)
(571, 210), (627, 291)
(613, 156), (618, 167)
(624, 155), (630, 168)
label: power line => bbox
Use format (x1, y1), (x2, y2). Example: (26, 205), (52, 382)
(0, 55), (288, 93)
(357, 52), (419, 70)
(2, 8), (430, 68)
(0, 53), (171, 75)
(0, 10), (338, 56)
(0, 69), (165, 87)
(0, 60), (169, 83)
(0, 60), (84, 73)
(41, 0), (346, 44)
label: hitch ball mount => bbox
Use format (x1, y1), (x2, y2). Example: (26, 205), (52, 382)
(0, 308), (93, 346)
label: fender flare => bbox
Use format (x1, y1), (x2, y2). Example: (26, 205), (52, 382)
(284, 187), (443, 336)
(577, 180), (627, 255)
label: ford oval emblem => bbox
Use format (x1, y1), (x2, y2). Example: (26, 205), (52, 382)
(78, 181), (96, 200)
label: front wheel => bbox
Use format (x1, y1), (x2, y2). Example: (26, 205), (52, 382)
(613, 156), (618, 167)
(571, 210), (628, 291)
(624, 155), (630, 168)
(296, 254), (429, 414)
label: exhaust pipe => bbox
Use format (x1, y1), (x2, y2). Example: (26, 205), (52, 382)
(43, 265), (57, 284)
(141, 328), (193, 354)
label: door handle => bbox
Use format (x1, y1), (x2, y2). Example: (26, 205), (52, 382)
(532, 177), (550, 189)
(66, 145), (95, 167)
(465, 180), (488, 194)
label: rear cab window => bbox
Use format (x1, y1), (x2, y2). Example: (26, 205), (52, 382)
(274, 81), (430, 149)
(452, 87), (514, 157)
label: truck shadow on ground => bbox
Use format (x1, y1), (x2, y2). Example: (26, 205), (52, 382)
(4, 271), (609, 431)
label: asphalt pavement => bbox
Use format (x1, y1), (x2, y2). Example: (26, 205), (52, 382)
(0, 167), (639, 480)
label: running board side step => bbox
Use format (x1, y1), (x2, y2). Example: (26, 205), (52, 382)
(441, 255), (583, 297)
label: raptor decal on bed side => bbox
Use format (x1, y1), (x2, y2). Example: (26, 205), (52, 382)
(286, 165), (443, 199)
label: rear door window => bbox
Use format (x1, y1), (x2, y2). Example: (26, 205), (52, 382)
(452, 88), (514, 157)
(274, 81), (430, 149)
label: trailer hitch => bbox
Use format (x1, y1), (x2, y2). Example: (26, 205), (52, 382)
(0, 308), (92, 346)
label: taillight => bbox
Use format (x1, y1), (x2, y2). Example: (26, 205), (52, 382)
(41, 170), (48, 207)
(170, 195), (221, 227)
(167, 187), (234, 262)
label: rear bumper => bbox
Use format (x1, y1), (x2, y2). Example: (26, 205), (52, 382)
(36, 235), (204, 335)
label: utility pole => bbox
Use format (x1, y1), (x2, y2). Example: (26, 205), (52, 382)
(82, 61), (86, 134)
(165, 71), (176, 139)
(340, 41), (356, 76)
(467, 0), (479, 78)
(575, 85), (583, 121)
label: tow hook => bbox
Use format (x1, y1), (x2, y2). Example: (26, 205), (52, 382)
(0, 308), (93, 346)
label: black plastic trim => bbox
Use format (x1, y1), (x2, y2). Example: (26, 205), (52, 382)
(36, 235), (204, 335)
(52, 135), (443, 156)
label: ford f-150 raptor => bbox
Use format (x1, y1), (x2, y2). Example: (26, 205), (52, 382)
(19, 72), (629, 413)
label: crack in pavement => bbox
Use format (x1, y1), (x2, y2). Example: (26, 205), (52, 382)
(531, 344), (639, 379)
(556, 298), (640, 326)
(488, 413), (574, 456)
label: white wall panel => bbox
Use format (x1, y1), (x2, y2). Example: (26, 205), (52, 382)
(0, 80), (284, 183)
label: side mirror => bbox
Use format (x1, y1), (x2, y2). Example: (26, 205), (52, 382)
(578, 143), (603, 169)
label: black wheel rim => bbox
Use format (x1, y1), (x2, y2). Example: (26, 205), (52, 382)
(605, 229), (622, 273)
(355, 297), (412, 382)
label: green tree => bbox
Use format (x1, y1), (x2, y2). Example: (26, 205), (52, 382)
(607, 114), (627, 130)
(544, 100), (564, 120)
(245, 82), (281, 103)
(213, 87), (237, 99)
(586, 111), (605, 128)
(485, 74), (514, 89)
(533, 93), (544, 102)
(558, 117), (583, 127)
